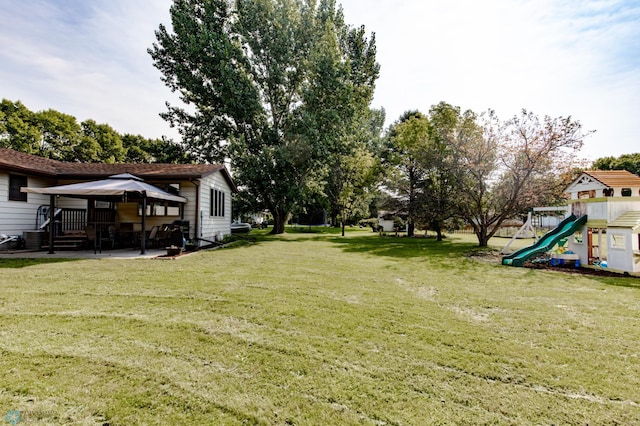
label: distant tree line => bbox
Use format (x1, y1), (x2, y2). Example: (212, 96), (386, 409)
(0, 98), (193, 164)
(592, 153), (640, 176)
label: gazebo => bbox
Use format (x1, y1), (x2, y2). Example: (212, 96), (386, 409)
(22, 173), (187, 254)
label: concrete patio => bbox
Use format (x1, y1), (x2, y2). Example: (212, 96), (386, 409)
(0, 248), (169, 260)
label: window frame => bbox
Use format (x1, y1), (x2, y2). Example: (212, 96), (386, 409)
(611, 233), (625, 249)
(138, 201), (181, 217)
(8, 174), (28, 202)
(210, 188), (225, 217)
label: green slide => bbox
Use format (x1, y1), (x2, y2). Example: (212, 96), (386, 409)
(502, 214), (587, 267)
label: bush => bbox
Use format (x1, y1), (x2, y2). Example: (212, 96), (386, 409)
(358, 218), (378, 231)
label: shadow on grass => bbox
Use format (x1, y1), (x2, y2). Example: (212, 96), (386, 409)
(284, 226), (358, 235)
(328, 234), (481, 260)
(244, 228), (484, 260)
(222, 226), (351, 246)
(0, 258), (79, 269)
(584, 274), (640, 289)
(224, 228), (485, 262)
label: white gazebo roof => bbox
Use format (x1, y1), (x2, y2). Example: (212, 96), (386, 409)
(22, 174), (186, 203)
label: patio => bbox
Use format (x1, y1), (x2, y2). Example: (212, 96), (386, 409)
(0, 247), (169, 260)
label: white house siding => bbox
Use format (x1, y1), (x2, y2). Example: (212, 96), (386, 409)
(378, 218), (395, 232)
(199, 173), (232, 242)
(113, 176), (231, 241)
(0, 172), (57, 235)
(55, 197), (88, 211)
(115, 201), (183, 231)
(583, 201), (608, 221)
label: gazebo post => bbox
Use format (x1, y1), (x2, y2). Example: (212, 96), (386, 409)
(140, 195), (147, 255)
(48, 194), (55, 254)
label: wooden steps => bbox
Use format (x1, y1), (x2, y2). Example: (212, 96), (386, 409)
(41, 233), (88, 251)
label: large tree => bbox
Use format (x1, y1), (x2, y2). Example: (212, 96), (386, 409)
(122, 134), (195, 164)
(383, 111), (430, 237)
(0, 99), (41, 154)
(415, 102), (465, 241)
(37, 109), (82, 161)
(149, 0), (378, 233)
(80, 120), (126, 163)
(324, 107), (385, 231)
(457, 109), (590, 246)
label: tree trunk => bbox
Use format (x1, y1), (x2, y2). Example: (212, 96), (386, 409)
(341, 221), (345, 237)
(436, 227), (443, 242)
(476, 227), (490, 247)
(331, 214), (339, 228)
(407, 221), (415, 237)
(269, 208), (288, 234)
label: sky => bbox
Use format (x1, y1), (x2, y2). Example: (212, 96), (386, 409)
(0, 0), (638, 162)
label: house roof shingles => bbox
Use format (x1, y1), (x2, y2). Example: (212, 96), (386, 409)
(55, 162), (225, 180)
(0, 148), (62, 176)
(0, 148), (236, 191)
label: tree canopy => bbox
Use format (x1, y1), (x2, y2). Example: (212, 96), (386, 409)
(592, 153), (640, 176)
(0, 98), (191, 164)
(456, 109), (589, 246)
(149, 0), (379, 233)
(383, 106), (591, 246)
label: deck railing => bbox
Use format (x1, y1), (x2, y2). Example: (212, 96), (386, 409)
(60, 208), (87, 232)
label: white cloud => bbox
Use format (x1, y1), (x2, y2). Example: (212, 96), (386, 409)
(0, 0), (177, 139)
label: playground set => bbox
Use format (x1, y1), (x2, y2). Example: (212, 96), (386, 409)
(502, 170), (640, 275)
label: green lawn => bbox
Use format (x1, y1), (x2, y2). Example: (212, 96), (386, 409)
(0, 229), (638, 425)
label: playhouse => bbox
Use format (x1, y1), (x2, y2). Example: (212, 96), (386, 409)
(503, 170), (640, 274)
(564, 170), (640, 273)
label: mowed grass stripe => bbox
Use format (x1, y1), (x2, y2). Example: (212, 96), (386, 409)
(0, 230), (639, 424)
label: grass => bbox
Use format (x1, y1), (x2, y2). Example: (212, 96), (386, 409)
(0, 228), (639, 424)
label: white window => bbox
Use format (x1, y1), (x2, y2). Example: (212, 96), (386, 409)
(210, 189), (225, 217)
(138, 202), (181, 217)
(611, 234), (625, 249)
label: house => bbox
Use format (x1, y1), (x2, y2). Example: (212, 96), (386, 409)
(0, 148), (236, 251)
(564, 170), (640, 273)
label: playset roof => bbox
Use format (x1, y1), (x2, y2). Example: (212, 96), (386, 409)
(581, 170), (640, 188)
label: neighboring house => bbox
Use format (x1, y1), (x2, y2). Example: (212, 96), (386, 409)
(0, 148), (236, 250)
(377, 211), (405, 233)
